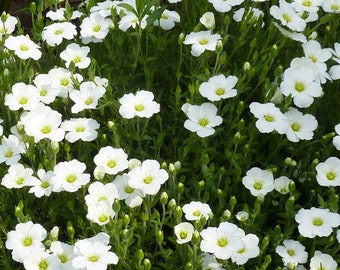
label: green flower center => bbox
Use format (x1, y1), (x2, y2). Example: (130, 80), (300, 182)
(253, 181), (262, 190)
(124, 185), (135, 193)
(215, 87), (225, 96)
(20, 44), (29, 51)
(19, 97), (28, 105)
(135, 104), (145, 112)
(85, 97), (93, 105)
(38, 260), (49, 270)
(93, 25), (101, 32)
(40, 89), (47, 96)
(199, 117), (209, 127)
(41, 181), (50, 188)
(283, 13), (291, 23)
(179, 231), (187, 239)
(4, 150), (13, 158)
(237, 247), (246, 254)
(161, 14), (169, 20)
(22, 236), (33, 246)
(98, 214), (108, 223)
(76, 126), (85, 132)
(291, 122), (301, 132)
(217, 237), (228, 247)
(66, 174), (77, 183)
(331, 4), (339, 10)
(199, 39), (208, 45)
(308, 55), (317, 63)
(107, 160), (116, 168)
(54, 29), (63, 35)
(287, 249), (295, 256)
(295, 82), (305, 92)
(302, 0), (312, 7)
(143, 176), (153, 184)
(264, 114), (275, 122)
(41, 125), (52, 134)
(88, 255), (99, 262)
(312, 217), (323, 226)
(16, 177), (25, 185)
(327, 171), (336, 181)
(73, 56), (82, 63)
(59, 254), (68, 263)
(60, 78), (70, 86)
(192, 210), (201, 217)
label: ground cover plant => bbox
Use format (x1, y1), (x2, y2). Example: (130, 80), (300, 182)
(0, 0), (340, 269)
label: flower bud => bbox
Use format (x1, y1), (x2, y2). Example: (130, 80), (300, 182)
(50, 226), (59, 241)
(1, 12), (8, 23)
(107, 120), (116, 130)
(185, 262), (193, 270)
(123, 214), (130, 225)
(160, 192), (168, 205)
(174, 161), (181, 171)
(156, 230), (164, 243)
(222, 209), (231, 220)
(174, 206), (182, 219)
(168, 163), (176, 175)
(177, 182), (184, 193)
(129, 158), (141, 170)
(113, 198), (121, 212)
(243, 62), (251, 70)
(50, 141), (59, 155)
(67, 221), (75, 240)
(93, 166), (106, 181)
(236, 211), (249, 221)
(192, 230), (201, 245)
(215, 40), (223, 55)
(168, 199), (177, 211)
(136, 249), (144, 261)
(143, 259), (151, 270)
(178, 33), (185, 44)
(230, 196), (237, 206)
(161, 161), (167, 169)
(198, 180), (205, 191)
(309, 31), (317, 40)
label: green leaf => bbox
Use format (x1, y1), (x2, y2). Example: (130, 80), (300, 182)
(118, 3), (138, 17)
(146, 6), (167, 28)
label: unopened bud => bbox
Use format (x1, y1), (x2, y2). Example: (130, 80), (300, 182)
(93, 166), (106, 181)
(160, 192), (168, 205)
(168, 199), (177, 211)
(178, 33), (185, 44)
(143, 259), (151, 270)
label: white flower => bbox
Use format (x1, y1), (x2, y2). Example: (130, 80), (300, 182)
(70, 81), (106, 113)
(33, 74), (60, 104)
(86, 200), (116, 226)
(119, 90), (160, 119)
(174, 222), (194, 244)
(42, 22), (77, 46)
(280, 67), (323, 108)
(90, 0), (117, 17)
(270, 0), (306, 32)
(112, 174), (145, 208)
(5, 82), (40, 111)
(284, 108), (318, 142)
(315, 157), (340, 186)
(20, 104), (65, 143)
(5, 221), (47, 263)
(302, 40), (332, 64)
(28, 169), (57, 198)
(118, 13), (148, 32)
(46, 7), (82, 21)
(199, 74), (238, 101)
(292, 0), (324, 13)
(295, 207), (340, 238)
(153, 9), (180, 30)
(60, 43), (91, 69)
(183, 103), (223, 138)
(275, 239), (308, 267)
(202, 253), (225, 270)
(337, 229), (340, 243)
(0, 134), (26, 165)
(273, 22), (307, 43)
(80, 12), (112, 44)
(208, 0), (244, 13)
(128, 159), (169, 195)
(4, 35), (42, 60)
(23, 251), (60, 270)
(61, 118), (100, 143)
(48, 67), (83, 98)
(310, 251), (338, 270)
(235, 211), (249, 221)
(274, 176), (292, 194)
(50, 241), (76, 270)
(242, 167), (274, 197)
(321, 0), (340, 13)
(183, 30), (222, 57)
(200, 12), (215, 30)
(72, 233), (118, 269)
(85, 181), (118, 207)
(182, 201), (212, 221)
(93, 146), (129, 175)
(233, 7), (264, 25)
(333, 123), (340, 150)
(0, 13), (18, 36)
(200, 222), (243, 260)
(1, 163), (39, 189)
(249, 102), (288, 134)
(52, 159), (91, 192)
(231, 233), (260, 265)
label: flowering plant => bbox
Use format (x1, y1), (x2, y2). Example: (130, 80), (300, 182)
(0, 0), (340, 269)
